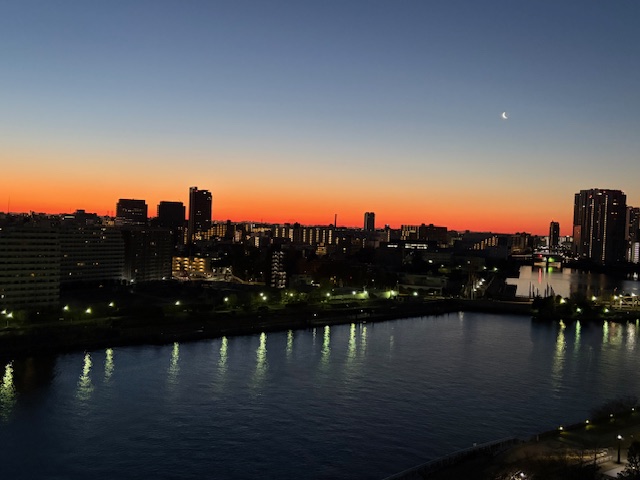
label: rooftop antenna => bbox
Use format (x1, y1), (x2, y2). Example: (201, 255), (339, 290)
(334, 213), (337, 228)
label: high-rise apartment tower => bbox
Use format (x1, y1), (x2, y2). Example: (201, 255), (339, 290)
(188, 187), (212, 242)
(549, 221), (560, 249)
(573, 189), (627, 265)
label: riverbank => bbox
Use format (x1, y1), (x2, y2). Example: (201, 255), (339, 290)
(0, 298), (533, 360)
(384, 406), (640, 479)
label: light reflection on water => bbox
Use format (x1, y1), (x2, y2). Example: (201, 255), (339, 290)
(76, 353), (93, 402)
(321, 325), (331, 366)
(551, 320), (565, 390)
(286, 330), (293, 358)
(252, 332), (268, 388)
(104, 348), (114, 382)
(507, 265), (640, 299)
(360, 324), (367, 357)
(167, 342), (180, 388)
(0, 361), (15, 421)
(218, 336), (228, 373)
(627, 323), (636, 351)
(347, 323), (357, 362)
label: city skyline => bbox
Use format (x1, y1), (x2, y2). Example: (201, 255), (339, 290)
(2, 2), (640, 235)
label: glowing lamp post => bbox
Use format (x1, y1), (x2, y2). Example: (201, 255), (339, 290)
(617, 434), (623, 464)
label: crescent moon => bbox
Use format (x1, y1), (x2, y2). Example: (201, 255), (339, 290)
(501, 112), (508, 120)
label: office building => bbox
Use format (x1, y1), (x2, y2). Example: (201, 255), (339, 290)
(573, 189), (627, 265)
(188, 187), (212, 242)
(116, 199), (148, 226)
(158, 201), (185, 230)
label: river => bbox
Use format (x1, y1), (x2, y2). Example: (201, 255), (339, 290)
(2, 307), (640, 479)
(507, 265), (640, 299)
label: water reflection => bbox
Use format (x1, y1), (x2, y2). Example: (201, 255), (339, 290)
(360, 325), (367, 356)
(76, 353), (94, 402)
(551, 321), (565, 390)
(573, 321), (581, 355)
(347, 323), (357, 362)
(321, 326), (331, 366)
(286, 330), (293, 358)
(253, 332), (268, 387)
(104, 348), (114, 382)
(609, 322), (623, 346)
(168, 342), (180, 387)
(219, 336), (228, 373)
(508, 265), (640, 299)
(603, 321), (609, 345)
(0, 361), (16, 421)
(627, 323), (637, 351)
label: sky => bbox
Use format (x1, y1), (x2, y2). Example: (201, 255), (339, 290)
(2, 1), (640, 235)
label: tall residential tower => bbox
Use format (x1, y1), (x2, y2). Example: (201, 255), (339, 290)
(573, 189), (627, 265)
(188, 187), (212, 242)
(549, 221), (560, 249)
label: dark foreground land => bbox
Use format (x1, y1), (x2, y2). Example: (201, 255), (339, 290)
(0, 296), (532, 360)
(386, 408), (640, 480)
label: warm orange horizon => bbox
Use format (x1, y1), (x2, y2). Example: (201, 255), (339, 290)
(3, 184), (572, 237)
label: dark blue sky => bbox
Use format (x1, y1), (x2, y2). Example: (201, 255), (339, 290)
(2, 1), (639, 232)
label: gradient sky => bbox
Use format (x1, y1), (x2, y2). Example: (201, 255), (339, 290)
(2, 1), (640, 235)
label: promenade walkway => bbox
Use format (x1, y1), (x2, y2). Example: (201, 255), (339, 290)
(384, 409), (640, 479)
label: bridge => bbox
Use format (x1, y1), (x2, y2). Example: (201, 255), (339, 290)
(512, 251), (563, 268)
(609, 294), (640, 310)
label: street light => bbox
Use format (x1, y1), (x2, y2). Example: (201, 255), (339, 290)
(617, 434), (623, 464)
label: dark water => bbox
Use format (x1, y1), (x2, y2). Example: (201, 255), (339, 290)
(2, 313), (640, 479)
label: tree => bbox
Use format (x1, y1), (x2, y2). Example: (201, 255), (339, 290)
(619, 441), (640, 479)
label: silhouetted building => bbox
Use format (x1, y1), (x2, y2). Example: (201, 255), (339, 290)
(364, 212), (375, 232)
(418, 224), (448, 244)
(188, 187), (212, 242)
(573, 189), (627, 265)
(158, 201), (186, 247)
(157, 201), (185, 230)
(122, 228), (173, 282)
(401, 224), (448, 245)
(549, 221), (560, 249)
(116, 199), (147, 226)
